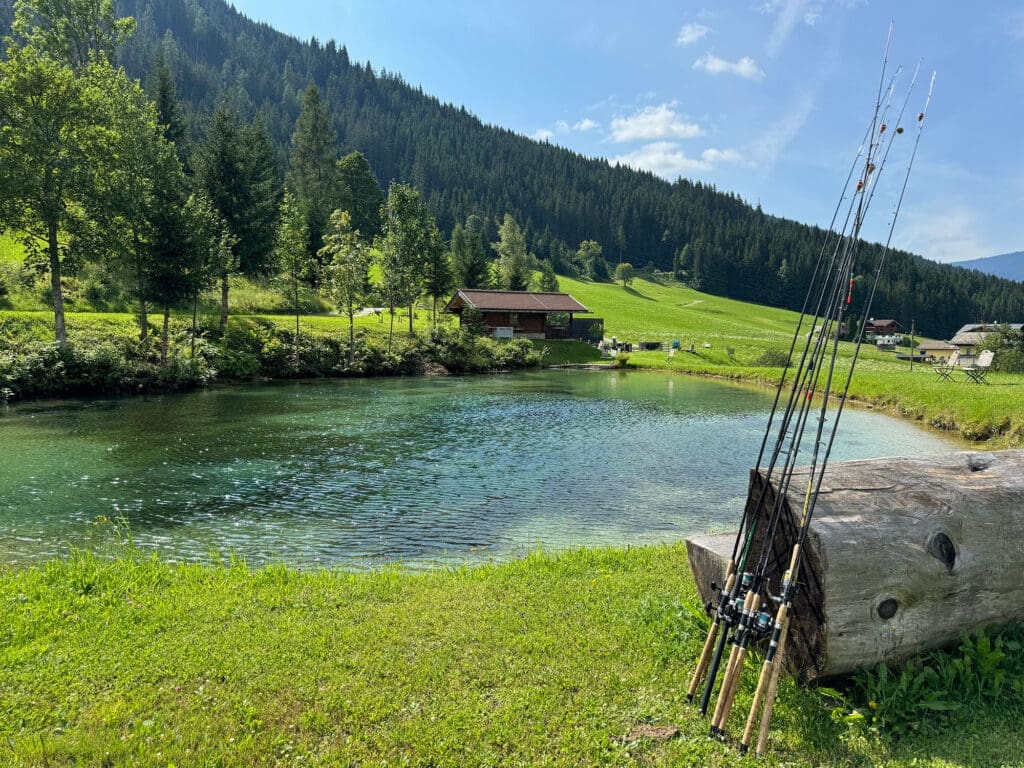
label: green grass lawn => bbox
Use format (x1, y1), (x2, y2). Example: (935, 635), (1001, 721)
(554, 276), (1024, 447)
(2, 546), (1020, 768)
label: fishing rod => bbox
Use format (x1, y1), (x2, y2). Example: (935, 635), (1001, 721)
(703, 33), (915, 739)
(709, 206), (867, 738)
(739, 70), (935, 758)
(685, 68), (899, 714)
(738, 61), (920, 599)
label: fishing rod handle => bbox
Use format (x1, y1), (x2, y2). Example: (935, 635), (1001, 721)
(710, 586), (756, 726)
(687, 619), (720, 702)
(687, 571), (736, 702)
(699, 624), (730, 715)
(756, 614), (793, 757)
(740, 650), (773, 751)
(715, 593), (762, 736)
(739, 606), (789, 754)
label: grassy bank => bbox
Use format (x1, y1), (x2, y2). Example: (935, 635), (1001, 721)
(4, 273), (1023, 445)
(0, 310), (550, 399)
(554, 276), (1024, 447)
(2, 546), (1021, 768)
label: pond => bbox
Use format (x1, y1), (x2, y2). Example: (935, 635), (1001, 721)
(0, 369), (961, 568)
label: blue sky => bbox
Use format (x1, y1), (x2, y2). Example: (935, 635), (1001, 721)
(230, 0), (1023, 264)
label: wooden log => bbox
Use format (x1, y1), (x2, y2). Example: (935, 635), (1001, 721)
(686, 449), (1024, 681)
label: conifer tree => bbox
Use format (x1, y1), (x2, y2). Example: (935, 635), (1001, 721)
(337, 151), (383, 241)
(288, 82), (344, 272)
(492, 214), (531, 291)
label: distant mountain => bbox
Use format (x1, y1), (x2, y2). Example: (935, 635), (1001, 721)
(951, 252), (1024, 282)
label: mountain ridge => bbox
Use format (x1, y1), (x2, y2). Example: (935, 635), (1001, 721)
(951, 251), (1024, 282)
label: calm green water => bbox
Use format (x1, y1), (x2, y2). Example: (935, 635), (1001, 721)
(0, 370), (959, 568)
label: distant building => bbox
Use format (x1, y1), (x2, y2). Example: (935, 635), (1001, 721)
(949, 323), (1023, 356)
(916, 340), (958, 362)
(865, 318), (899, 336)
(444, 289), (591, 339)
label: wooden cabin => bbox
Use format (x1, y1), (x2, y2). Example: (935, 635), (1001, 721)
(444, 289), (589, 339)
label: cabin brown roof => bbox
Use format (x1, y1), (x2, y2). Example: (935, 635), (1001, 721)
(444, 289), (589, 314)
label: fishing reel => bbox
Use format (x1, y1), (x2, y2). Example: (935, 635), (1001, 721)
(706, 571), (758, 625)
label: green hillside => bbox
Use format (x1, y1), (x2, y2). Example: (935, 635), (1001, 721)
(0, 0), (1016, 336)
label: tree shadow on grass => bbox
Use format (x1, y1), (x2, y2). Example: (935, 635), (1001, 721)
(624, 286), (656, 301)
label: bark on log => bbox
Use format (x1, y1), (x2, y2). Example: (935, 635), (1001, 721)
(686, 449), (1024, 681)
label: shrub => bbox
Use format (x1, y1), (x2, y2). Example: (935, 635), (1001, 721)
(753, 348), (791, 367)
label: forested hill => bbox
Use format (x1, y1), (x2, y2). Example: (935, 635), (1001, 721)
(3, 0), (1022, 337)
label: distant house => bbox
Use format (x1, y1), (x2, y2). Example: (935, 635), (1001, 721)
(916, 340), (958, 362)
(949, 323), (1022, 356)
(444, 289), (590, 339)
(865, 319), (899, 336)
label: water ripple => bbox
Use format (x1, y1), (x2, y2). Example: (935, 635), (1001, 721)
(0, 371), (959, 568)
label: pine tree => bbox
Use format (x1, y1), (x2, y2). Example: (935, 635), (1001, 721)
(337, 151), (384, 241)
(493, 214), (531, 291)
(288, 82), (344, 270)
(537, 260), (560, 292)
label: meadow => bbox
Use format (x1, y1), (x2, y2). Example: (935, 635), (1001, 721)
(2, 544), (1022, 768)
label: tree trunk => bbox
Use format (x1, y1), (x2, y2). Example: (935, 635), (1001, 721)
(408, 302), (414, 334)
(161, 307), (170, 365)
(687, 450), (1024, 681)
(293, 275), (300, 369)
(139, 297), (149, 341)
(135, 229), (148, 342)
(47, 218), (67, 348)
(388, 302), (395, 352)
(348, 310), (355, 364)
(191, 292), (198, 357)
(220, 273), (229, 335)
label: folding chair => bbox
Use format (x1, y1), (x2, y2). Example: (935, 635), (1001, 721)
(932, 350), (959, 382)
(961, 349), (994, 384)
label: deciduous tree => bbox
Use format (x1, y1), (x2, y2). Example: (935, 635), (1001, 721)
(321, 209), (371, 363)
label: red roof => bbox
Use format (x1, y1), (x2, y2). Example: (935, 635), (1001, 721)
(444, 289), (589, 314)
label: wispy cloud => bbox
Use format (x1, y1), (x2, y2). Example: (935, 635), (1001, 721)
(574, 118), (599, 131)
(609, 104), (703, 142)
(555, 120), (570, 133)
(677, 23), (710, 46)
(610, 142), (745, 179)
(693, 54), (765, 80)
(1009, 9), (1024, 40)
(761, 0), (823, 57)
(897, 204), (993, 263)
(533, 129), (554, 142)
(747, 88), (816, 170)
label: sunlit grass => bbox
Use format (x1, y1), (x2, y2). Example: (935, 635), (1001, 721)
(0, 546), (1019, 767)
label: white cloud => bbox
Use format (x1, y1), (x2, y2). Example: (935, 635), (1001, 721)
(610, 104), (703, 142)
(574, 118), (599, 131)
(610, 142), (744, 179)
(533, 129), (554, 142)
(677, 23), (710, 45)
(555, 120), (570, 133)
(693, 54), (765, 80)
